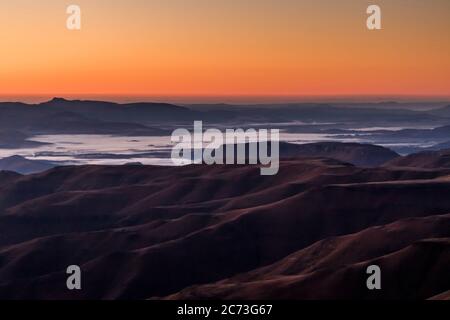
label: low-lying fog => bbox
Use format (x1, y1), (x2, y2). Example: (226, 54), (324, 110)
(0, 122), (442, 166)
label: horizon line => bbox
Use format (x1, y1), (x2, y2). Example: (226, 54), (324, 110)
(1, 94), (450, 105)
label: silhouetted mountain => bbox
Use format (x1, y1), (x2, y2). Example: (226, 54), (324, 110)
(0, 99), (174, 135)
(0, 99), (446, 137)
(429, 105), (450, 117)
(377, 125), (450, 140)
(426, 141), (450, 151)
(40, 98), (199, 123)
(189, 103), (441, 123)
(200, 142), (399, 167)
(0, 170), (22, 185)
(0, 155), (56, 174)
(277, 142), (399, 166)
(0, 130), (49, 149)
(1, 98), (450, 300)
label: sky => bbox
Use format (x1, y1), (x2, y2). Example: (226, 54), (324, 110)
(0, 0), (449, 101)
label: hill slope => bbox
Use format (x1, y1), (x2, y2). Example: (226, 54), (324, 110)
(0, 155), (56, 174)
(386, 149), (450, 169)
(0, 155), (449, 299)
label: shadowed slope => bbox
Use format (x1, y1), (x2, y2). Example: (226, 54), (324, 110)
(167, 215), (450, 300)
(0, 156), (56, 174)
(386, 149), (450, 169)
(0, 157), (449, 299)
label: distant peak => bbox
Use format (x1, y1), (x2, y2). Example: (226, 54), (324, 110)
(0, 155), (26, 161)
(48, 97), (69, 103)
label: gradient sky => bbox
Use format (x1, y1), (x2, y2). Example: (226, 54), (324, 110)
(0, 0), (449, 99)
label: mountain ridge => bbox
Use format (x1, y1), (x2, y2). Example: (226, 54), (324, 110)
(0, 155), (449, 299)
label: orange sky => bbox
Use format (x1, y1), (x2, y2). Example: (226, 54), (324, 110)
(0, 0), (449, 99)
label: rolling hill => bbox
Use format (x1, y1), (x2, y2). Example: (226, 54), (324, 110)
(0, 151), (449, 299)
(0, 155), (56, 174)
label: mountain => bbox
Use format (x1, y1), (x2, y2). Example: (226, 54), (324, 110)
(206, 142), (399, 167)
(0, 155), (56, 174)
(0, 130), (49, 149)
(40, 98), (199, 124)
(0, 99), (446, 136)
(371, 125), (450, 141)
(0, 154), (449, 299)
(386, 149), (450, 169)
(429, 105), (450, 117)
(201, 103), (441, 124)
(277, 142), (399, 167)
(0, 99), (177, 135)
(426, 140), (450, 151)
(168, 216), (450, 300)
(0, 171), (22, 186)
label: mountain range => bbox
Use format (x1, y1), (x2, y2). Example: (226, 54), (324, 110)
(0, 145), (449, 299)
(1, 98), (450, 300)
(0, 155), (56, 174)
(1, 98), (449, 135)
